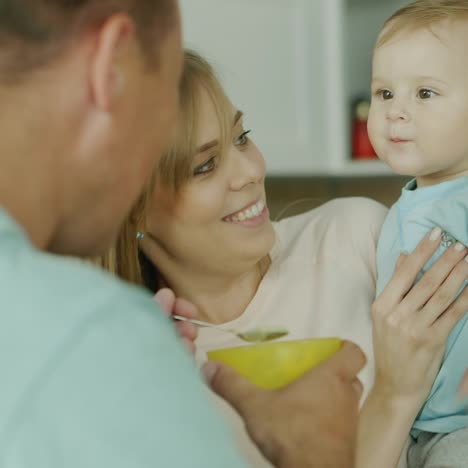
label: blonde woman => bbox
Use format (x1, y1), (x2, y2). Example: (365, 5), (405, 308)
(99, 50), (468, 467)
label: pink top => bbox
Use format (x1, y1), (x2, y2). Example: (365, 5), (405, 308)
(195, 197), (388, 467)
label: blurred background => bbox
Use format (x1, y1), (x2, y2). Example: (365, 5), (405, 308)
(179, 0), (411, 218)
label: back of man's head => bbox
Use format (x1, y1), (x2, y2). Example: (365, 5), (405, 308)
(0, 0), (182, 256)
(0, 0), (177, 83)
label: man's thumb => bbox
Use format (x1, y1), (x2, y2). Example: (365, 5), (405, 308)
(202, 361), (260, 417)
(153, 288), (175, 315)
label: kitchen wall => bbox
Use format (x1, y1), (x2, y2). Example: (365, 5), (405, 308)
(180, 0), (408, 178)
(180, 1), (412, 221)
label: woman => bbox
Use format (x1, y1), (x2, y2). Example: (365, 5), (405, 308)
(99, 50), (468, 467)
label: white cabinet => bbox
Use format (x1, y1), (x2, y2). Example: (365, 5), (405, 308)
(179, 0), (407, 176)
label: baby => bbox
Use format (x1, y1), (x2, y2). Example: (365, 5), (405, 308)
(367, 0), (468, 466)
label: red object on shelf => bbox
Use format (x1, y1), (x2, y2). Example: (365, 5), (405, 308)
(351, 100), (377, 159)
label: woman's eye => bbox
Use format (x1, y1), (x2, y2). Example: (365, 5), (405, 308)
(193, 156), (216, 176)
(235, 129), (251, 146)
(418, 88), (436, 99)
(378, 89), (393, 100)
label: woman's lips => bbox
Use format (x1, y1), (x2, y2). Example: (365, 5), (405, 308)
(223, 199), (268, 227)
(223, 199), (264, 220)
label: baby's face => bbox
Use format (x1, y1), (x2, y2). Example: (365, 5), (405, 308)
(368, 20), (468, 186)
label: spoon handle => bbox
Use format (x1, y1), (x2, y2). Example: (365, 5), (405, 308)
(172, 315), (226, 331)
(173, 315), (288, 343)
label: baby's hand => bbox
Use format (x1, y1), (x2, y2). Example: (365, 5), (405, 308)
(154, 288), (198, 355)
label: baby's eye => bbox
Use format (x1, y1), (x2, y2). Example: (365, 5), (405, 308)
(379, 89), (393, 100)
(418, 88), (436, 99)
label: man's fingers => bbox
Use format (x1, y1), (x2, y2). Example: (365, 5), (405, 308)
(154, 291), (198, 344)
(351, 378), (364, 398)
(175, 321), (198, 341)
(154, 288), (175, 315)
(202, 361), (262, 418)
(174, 298), (198, 340)
(173, 297), (198, 319)
(322, 341), (367, 381)
(181, 337), (196, 355)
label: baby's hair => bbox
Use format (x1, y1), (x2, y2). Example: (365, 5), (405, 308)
(377, 0), (468, 48)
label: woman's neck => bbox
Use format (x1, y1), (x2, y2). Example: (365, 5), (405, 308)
(153, 253), (271, 324)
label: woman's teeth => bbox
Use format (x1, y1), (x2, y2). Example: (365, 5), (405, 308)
(226, 200), (265, 222)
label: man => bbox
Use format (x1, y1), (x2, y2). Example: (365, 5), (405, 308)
(0, 1), (367, 466)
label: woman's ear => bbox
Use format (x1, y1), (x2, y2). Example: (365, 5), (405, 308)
(89, 13), (133, 112)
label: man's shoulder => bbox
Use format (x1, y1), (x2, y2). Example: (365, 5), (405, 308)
(0, 236), (166, 421)
(1, 241), (149, 317)
(0, 210), (138, 311)
(0, 238), (161, 362)
(0, 247), (247, 468)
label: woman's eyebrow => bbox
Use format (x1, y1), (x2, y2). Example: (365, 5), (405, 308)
(196, 139), (218, 154)
(196, 111), (244, 154)
(233, 110), (243, 125)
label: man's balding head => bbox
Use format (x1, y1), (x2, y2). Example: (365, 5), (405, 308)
(0, 0), (177, 82)
(0, 0), (183, 255)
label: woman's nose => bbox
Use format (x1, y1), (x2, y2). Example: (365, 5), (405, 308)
(229, 144), (265, 191)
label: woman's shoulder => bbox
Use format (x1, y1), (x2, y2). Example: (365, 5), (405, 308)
(325, 197), (388, 236)
(273, 197), (388, 260)
(274, 197), (387, 236)
(317, 196), (387, 218)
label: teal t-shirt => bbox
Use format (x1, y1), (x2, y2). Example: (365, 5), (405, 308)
(376, 178), (468, 435)
(0, 209), (247, 467)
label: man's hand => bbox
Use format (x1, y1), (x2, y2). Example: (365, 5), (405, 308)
(154, 288), (198, 354)
(203, 341), (366, 468)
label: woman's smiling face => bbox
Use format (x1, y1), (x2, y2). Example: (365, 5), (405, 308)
(144, 85), (276, 274)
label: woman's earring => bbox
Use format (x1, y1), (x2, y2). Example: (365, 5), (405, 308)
(136, 231), (145, 241)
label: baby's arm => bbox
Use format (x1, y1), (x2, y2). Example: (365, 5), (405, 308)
(359, 219), (468, 468)
(405, 194), (468, 270)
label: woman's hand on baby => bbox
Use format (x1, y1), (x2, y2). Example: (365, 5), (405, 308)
(371, 227), (468, 406)
(154, 288), (198, 355)
(203, 341), (366, 468)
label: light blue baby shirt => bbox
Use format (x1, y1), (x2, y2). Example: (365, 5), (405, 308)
(0, 208), (247, 468)
(376, 177), (468, 435)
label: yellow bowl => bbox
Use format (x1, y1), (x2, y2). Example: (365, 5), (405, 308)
(207, 337), (342, 390)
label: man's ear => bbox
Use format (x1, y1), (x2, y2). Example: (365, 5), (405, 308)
(90, 14), (133, 112)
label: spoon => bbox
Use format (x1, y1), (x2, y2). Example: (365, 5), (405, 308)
(173, 315), (288, 343)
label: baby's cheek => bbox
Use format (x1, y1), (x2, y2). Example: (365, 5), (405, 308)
(366, 119), (380, 150)
(366, 111), (378, 135)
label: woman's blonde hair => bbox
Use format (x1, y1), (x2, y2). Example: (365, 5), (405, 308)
(377, 0), (468, 48)
(96, 49), (232, 289)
